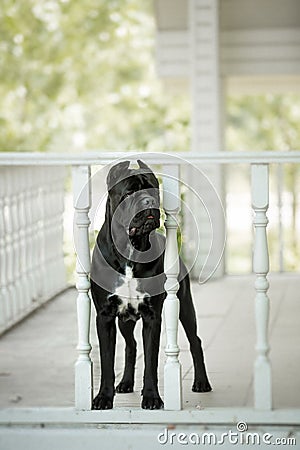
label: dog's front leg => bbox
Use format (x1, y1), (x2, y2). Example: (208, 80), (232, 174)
(141, 317), (164, 409)
(93, 314), (116, 409)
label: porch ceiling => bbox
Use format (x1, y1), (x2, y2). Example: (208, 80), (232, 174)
(154, 0), (300, 32)
(154, 0), (300, 92)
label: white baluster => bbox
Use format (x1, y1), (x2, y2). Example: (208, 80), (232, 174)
(50, 167), (66, 294)
(4, 170), (14, 323)
(40, 167), (53, 298)
(163, 164), (182, 410)
(44, 168), (55, 297)
(26, 167), (38, 303)
(57, 168), (67, 290)
(32, 168), (41, 300)
(11, 168), (23, 317)
(72, 165), (93, 410)
(44, 167), (55, 298)
(251, 164), (272, 410)
(18, 168), (31, 311)
(50, 167), (59, 295)
(23, 169), (32, 307)
(34, 168), (42, 298)
(39, 167), (48, 300)
(0, 169), (7, 331)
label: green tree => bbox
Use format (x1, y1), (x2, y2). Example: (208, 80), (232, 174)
(0, 0), (189, 152)
(227, 94), (300, 270)
(227, 94), (300, 152)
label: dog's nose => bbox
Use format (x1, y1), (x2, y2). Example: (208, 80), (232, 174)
(142, 196), (157, 208)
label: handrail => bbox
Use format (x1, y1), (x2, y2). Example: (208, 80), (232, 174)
(0, 151), (299, 166)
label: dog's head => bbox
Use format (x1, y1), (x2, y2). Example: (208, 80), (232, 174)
(106, 160), (160, 238)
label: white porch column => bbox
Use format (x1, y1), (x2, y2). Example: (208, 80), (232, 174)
(251, 164), (272, 410)
(187, 0), (225, 279)
(163, 164), (182, 411)
(72, 166), (93, 410)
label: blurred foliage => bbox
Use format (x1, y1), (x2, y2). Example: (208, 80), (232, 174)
(0, 0), (190, 152)
(227, 94), (300, 272)
(227, 94), (300, 152)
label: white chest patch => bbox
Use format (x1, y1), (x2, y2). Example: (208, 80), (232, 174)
(112, 266), (146, 315)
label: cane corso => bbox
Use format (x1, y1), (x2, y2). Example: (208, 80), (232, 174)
(90, 160), (211, 410)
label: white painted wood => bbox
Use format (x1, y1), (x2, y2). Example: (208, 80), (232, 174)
(1, 425), (299, 450)
(222, 60), (300, 77)
(154, 0), (188, 31)
(226, 75), (300, 95)
(188, 0), (225, 279)
(10, 169), (22, 317)
(39, 167), (48, 300)
(220, 0), (300, 30)
(0, 169), (7, 331)
(162, 164), (182, 410)
(189, 0), (221, 153)
(276, 165), (284, 272)
(22, 169), (34, 308)
(0, 166), (67, 335)
(3, 170), (14, 324)
(157, 30), (189, 47)
(221, 44), (300, 62)
(18, 168), (31, 313)
(0, 151), (300, 165)
(221, 28), (300, 46)
(42, 168), (52, 297)
(72, 166), (93, 410)
(0, 406), (299, 425)
(155, 27), (300, 78)
(157, 46), (189, 62)
(251, 164), (272, 411)
(156, 0), (300, 32)
(40, 167), (66, 299)
(31, 170), (40, 301)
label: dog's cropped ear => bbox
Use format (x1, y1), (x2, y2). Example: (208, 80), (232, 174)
(137, 160), (151, 171)
(137, 160), (159, 188)
(107, 161), (130, 190)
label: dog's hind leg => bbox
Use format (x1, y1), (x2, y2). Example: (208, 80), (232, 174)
(116, 319), (137, 393)
(178, 280), (212, 393)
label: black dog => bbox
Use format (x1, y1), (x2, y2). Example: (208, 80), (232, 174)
(90, 160), (211, 410)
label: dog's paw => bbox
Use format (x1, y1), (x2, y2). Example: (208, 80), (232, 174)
(116, 380), (134, 393)
(192, 380), (212, 393)
(92, 393), (114, 410)
(141, 395), (164, 410)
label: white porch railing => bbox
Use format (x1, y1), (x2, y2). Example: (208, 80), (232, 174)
(0, 151), (299, 414)
(0, 165), (67, 335)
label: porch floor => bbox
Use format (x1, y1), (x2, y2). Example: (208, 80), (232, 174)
(0, 274), (299, 411)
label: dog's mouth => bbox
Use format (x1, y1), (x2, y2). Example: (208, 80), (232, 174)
(128, 209), (160, 237)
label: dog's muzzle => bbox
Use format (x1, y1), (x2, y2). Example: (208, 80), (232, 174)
(128, 195), (160, 237)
